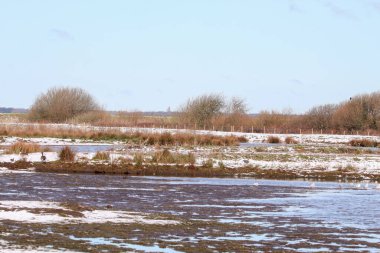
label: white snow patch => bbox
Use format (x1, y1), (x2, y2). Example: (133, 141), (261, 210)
(0, 201), (179, 225)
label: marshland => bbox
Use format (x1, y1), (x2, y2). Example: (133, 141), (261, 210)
(3, 1), (380, 252)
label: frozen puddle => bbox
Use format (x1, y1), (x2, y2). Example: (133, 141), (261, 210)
(69, 236), (183, 253)
(0, 200), (179, 225)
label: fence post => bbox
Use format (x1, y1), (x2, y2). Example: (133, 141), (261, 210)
(299, 128), (302, 135)
(312, 128), (313, 134)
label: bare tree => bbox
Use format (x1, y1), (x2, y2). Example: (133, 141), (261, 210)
(305, 104), (337, 130)
(28, 87), (101, 122)
(224, 97), (249, 126)
(179, 94), (225, 127)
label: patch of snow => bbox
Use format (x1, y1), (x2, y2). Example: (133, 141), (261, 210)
(0, 200), (179, 225)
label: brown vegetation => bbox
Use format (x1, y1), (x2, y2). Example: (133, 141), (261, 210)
(151, 149), (196, 164)
(59, 146), (75, 162)
(285, 137), (298, 144)
(349, 139), (378, 148)
(28, 87), (101, 123)
(267, 136), (281, 144)
(0, 125), (246, 146)
(93, 152), (110, 161)
(7, 141), (41, 154)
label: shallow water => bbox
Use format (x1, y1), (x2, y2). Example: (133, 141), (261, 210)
(0, 172), (379, 252)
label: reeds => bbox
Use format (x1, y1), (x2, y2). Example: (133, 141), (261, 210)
(267, 136), (281, 144)
(349, 139), (378, 147)
(151, 149), (196, 164)
(0, 125), (244, 147)
(93, 151), (110, 161)
(59, 146), (75, 162)
(7, 141), (41, 154)
(285, 136), (298, 144)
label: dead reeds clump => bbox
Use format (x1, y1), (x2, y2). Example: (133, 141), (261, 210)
(285, 136), (298, 144)
(93, 151), (110, 161)
(151, 149), (196, 164)
(349, 139), (378, 147)
(133, 153), (144, 168)
(59, 146), (75, 162)
(267, 136), (281, 144)
(7, 141), (41, 154)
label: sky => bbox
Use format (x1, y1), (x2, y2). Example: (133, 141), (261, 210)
(1, 0), (380, 113)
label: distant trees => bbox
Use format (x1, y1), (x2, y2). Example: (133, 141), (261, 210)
(28, 87), (101, 122)
(305, 104), (337, 130)
(179, 94), (226, 126)
(179, 94), (249, 127)
(303, 92), (380, 132)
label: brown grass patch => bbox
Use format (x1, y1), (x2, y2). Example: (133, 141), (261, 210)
(285, 136), (298, 144)
(151, 149), (196, 164)
(93, 152), (110, 161)
(267, 136), (281, 144)
(59, 146), (75, 162)
(7, 141), (41, 154)
(0, 125), (243, 147)
(349, 139), (378, 147)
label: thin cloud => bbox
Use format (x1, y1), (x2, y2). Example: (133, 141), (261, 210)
(323, 1), (357, 20)
(50, 29), (74, 41)
(369, 1), (380, 11)
(288, 0), (303, 13)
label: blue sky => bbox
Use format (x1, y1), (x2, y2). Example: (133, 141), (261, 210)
(1, 0), (380, 113)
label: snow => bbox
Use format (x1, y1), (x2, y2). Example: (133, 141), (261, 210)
(0, 200), (179, 225)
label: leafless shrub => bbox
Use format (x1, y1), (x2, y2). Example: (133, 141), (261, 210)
(28, 87), (101, 122)
(179, 94), (225, 127)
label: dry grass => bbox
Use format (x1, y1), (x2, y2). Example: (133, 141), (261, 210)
(93, 152), (110, 161)
(59, 146), (75, 162)
(349, 139), (378, 147)
(0, 125), (245, 147)
(151, 149), (196, 164)
(133, 153), (144, 168)
(7, 141), (41, 154)
(285, 136), (298, 144)
(267, 136), (281, 144)
(202, 158), (214, 168)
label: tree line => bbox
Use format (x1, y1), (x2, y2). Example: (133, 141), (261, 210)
(26, 87), (380, 133)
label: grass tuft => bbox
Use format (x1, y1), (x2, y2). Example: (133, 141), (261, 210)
(59, 146), (75, 162)
(267, 136), (281, 144)
(349, 139), (378, 147)
(93, 151), (110, 161)
(7, 141), (41, 154)
(285, 136), (298, 144)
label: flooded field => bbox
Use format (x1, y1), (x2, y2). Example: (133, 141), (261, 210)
(1, 170), (380, 252)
